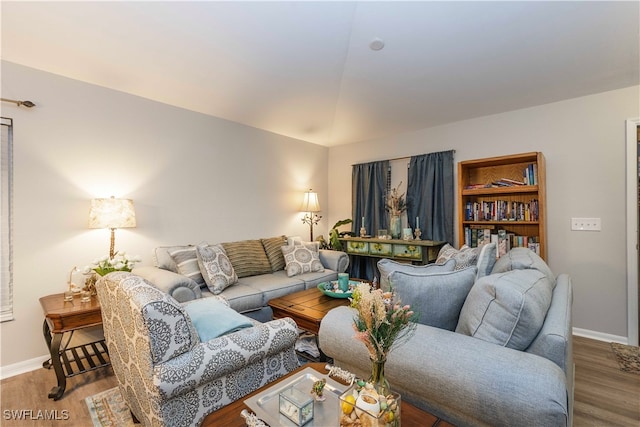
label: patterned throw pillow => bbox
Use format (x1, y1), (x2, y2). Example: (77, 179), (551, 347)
(169, 246), (205, 286)
(261, 235), (288, 272)
(196, 244), (238, 294)
(436, 243), (480, 270)
(281, 244), (324, 277)
(222, 240), (272, 278)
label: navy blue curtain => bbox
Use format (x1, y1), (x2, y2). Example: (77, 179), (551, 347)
(351, 160), (389, 280)
(407, 150), (455, 244)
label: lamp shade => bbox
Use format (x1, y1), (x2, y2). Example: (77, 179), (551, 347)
(300, 190), (320, 212)
(88, 197), (137, 229)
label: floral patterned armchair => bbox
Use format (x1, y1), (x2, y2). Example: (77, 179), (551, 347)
(96, 272), (299, 427)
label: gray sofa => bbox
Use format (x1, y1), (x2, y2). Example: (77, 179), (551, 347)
(133, 236), (349, 322)
(319, 248), (573, 427)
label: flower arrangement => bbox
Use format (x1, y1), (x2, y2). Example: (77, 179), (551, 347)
(82, 251), (141, 276)
(385, 182), (407, 217)
(350, 282), (417, 362)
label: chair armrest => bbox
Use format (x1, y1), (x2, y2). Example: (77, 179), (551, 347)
(132, 266), (202, 302)
(153, 317), (298, 398)
(319, 250), (349, 273)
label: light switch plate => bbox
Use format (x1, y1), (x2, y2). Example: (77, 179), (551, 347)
(571, 218), (601, 231)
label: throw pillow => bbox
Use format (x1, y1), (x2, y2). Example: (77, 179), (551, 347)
(184, 298), (253, 342)
(221, 240), (272, 278)
(196, 244), (238, 295)
(389, 266), (478, 331)
(261, 235), (288, 272)
(168, 246), (205, 286)
(455, 269), (554, 350)
(377, 258), (456, 291)
(491, 247), (556, 286)
(475, 242), (497, 280)
(436, 243), (480, 270)
(281, 244), (324, 277)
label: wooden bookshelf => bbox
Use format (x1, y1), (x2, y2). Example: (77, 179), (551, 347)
(457, 152), (547, 260)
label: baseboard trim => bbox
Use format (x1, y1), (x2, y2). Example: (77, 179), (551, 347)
(573, 328), (628, 345)
(0, 354), (49, 380)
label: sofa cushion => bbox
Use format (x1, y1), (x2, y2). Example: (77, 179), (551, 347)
(378, 258), (456, 291)
(281, 243), (324, 277)
(201, 283), (264, 314)
(436, 243), (480, 270)
(389, 266), (477, 331)
(239, 272), (305, 305)
(491, 247), (556, 286)
(475, 242), (497, 280)
(196, 244), (238, 295)
(222, 240), (272, 278)
(456, 269), (554, 350)
(168, 246), (205, 287)
(184, 298), (253, 341)
(261, 235), (288, 272)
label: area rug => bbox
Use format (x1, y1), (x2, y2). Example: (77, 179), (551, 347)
(85, 387), (135, 427)
(610, 342), (640, 374)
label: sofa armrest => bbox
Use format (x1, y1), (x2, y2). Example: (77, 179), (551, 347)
(132, 266), (202, 302)
(153, 317), (298, 398)
(319, 249), (349, 273)
(319, 306), (569, 427)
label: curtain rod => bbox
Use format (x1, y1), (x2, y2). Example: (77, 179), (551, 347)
(352, 149), (456, 166)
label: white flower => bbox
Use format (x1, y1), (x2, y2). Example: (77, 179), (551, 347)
(99, 255), (109, 262)
(81, 265), (92, 274)
(114, 262), (125, 270)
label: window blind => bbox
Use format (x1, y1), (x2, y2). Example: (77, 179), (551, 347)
(1, 117), (14, 322)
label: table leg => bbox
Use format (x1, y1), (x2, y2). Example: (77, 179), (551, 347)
(42, 320), (66, 400)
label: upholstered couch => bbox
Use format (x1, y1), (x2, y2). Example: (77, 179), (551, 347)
(96, 271), (300, 427)
(133, 236), (349, 322)
(319, 248), (574, 427)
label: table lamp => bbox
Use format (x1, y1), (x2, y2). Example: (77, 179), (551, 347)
(88, 196), (136, 258)
(300, 189), (321, 241)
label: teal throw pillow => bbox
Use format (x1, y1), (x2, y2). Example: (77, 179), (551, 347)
(184, 298), (253, 342)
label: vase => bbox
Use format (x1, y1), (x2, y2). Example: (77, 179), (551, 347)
(368, 357), (391, 396)
(390, 215), (401, 240)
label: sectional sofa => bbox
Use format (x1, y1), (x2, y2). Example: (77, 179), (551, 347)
(132, 236), (349, 322)
(319, 248), (574, 427)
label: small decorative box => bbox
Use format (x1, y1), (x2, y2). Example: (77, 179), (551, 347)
(279, 386), (314, 426)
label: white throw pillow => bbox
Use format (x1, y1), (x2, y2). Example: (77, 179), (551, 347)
(195, 244), (238, 294)
(281, 244), (324, 277)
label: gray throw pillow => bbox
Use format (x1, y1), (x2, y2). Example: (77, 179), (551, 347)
(475, 242), (497, 280)
(388, 266), (478, 331)
(456, 269), (553, 350)
(491, 247), (555, 286)
(378, 258), (456, 291)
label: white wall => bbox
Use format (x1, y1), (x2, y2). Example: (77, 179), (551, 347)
(328, 85), (640, 340)
(0, 61), (330, 368)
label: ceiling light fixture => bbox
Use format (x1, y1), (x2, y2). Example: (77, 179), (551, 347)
(369, 37), (385, 51)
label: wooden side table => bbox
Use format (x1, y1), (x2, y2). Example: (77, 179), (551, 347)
(39, 293), (110, 400)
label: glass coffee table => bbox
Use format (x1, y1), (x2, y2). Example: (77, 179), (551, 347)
(200, 363), (453, 427)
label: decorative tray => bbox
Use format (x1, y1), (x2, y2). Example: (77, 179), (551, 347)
(244, 366), (346, 426)
(317, 281), (359, 298)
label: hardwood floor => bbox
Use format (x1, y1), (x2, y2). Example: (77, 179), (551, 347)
(1, 336), (638, 426)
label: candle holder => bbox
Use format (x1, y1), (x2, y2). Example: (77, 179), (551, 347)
(414, 228), (422, 240)
(360, 226), (367, 238)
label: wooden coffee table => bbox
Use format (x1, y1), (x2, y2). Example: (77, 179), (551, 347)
(268, 286), (355, 335)
(200, 362), (453, 427)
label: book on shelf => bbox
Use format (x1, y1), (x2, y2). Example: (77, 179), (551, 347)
(462, 226), (539, 257)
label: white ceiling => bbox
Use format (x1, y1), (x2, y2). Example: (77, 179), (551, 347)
(2, 1), (639, 146)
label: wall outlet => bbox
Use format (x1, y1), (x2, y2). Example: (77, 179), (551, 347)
(571, 218), (601, 231)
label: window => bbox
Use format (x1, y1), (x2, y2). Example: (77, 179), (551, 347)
(1, 117), (13, 322)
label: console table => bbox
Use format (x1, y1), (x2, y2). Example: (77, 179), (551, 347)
(39, 293), (110, 400)
(340, 236), (445, 265)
